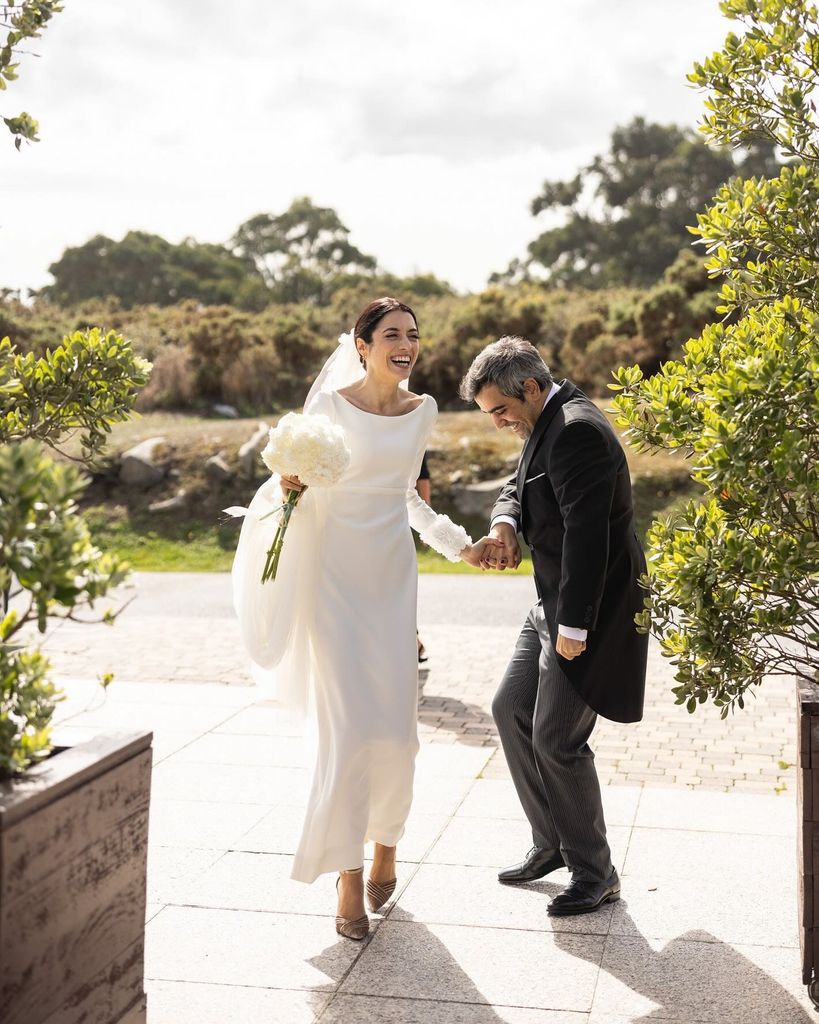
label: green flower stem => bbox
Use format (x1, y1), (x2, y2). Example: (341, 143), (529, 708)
(261, 488), (303, 583)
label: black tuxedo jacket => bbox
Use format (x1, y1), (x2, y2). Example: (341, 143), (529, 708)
(492, 381), (647, 723)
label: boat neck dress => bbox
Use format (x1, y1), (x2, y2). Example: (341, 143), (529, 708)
(282, 389), (469, 882)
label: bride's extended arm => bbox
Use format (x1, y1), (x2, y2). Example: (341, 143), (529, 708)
(406, 472), (503, 567)
(406, 484), (471, 562)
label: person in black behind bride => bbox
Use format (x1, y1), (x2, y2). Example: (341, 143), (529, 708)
(460, 336), (648, 916)
(416, 454), (431, 663)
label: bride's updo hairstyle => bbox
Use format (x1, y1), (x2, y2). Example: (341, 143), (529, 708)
(354, 297), (418, 367)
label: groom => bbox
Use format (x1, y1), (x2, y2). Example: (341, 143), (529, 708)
(460, 337), (648, 915)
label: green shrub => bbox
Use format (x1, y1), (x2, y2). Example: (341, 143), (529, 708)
(0, 329), (149, 775)
(612, 0), (819, 715)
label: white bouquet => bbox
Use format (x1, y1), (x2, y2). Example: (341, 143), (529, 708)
(257, 412), (351, 582)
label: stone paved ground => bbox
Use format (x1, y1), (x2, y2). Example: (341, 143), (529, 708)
(40, 572), (797, 795)
(43, 572), (811, 1022)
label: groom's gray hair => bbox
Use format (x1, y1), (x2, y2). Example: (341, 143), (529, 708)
(459, 336), (553, 403)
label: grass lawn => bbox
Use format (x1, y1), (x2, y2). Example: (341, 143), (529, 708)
(86, 506), (534, 574)
(86, 511), (234, 572)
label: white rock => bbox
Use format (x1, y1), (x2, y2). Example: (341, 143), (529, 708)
(451, 476), (509, 519)
(237, 422), (270, 479)
(205, 454), (233, 482)
(148, 489), (187, 513)
(120, 437), (167, 487)
(212, 403), (239, 418)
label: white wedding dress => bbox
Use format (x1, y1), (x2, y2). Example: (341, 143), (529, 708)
(232, 388), (469, 883)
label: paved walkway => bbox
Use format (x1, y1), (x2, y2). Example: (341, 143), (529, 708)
(44, 573), (798, 795)
(42, 572), (811, 1022)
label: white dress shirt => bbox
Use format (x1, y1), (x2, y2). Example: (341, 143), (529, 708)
(490, 383), (588, 642)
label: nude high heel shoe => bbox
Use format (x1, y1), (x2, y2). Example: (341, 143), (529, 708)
(335, 868), (369, 941)
(366, 875), (397, 913)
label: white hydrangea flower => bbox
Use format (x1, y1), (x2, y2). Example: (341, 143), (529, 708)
(261, 412), (351, 487)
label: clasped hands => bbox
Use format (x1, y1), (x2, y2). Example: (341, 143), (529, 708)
(472, 521), (521, 572)
(460, 521), (520, 573)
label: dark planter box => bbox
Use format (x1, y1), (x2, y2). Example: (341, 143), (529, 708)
(798, 678), (819, 1002)
(0, 731), (152, 1024)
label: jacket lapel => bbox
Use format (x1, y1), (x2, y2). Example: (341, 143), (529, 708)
(516, 381), (577, 496)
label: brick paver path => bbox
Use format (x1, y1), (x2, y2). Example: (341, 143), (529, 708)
(40, 572), (797, 795)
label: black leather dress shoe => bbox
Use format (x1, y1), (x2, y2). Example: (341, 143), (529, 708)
(547, 870), (620, 916)
(498, 847), (565, 885)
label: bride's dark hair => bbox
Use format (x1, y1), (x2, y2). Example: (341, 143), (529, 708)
(354, 298), (418, 365)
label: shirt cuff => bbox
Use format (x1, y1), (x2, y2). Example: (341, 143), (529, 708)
(558, 625), (588, 641)
(490, 515), (518, 531)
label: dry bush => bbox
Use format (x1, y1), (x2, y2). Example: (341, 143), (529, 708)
(136, 345), (196, 411)
(221, 344), (283, 411)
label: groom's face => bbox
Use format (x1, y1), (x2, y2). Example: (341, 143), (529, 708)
(475, 381), (545, 439)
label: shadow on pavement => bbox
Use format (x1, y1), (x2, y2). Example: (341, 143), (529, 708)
(552, 905), (812, 1022)
(309, 911), (509, 1023)
(418, 689), (498, 748)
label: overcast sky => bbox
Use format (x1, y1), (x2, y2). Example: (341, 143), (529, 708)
(1, 0), (730, 294)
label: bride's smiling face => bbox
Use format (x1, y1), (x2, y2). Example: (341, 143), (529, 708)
(358, 311), (419, 383)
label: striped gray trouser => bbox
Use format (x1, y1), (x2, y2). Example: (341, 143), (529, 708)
(491, 603), (613, 883)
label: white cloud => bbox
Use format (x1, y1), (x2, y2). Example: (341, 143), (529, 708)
(1, 0), (730, 294)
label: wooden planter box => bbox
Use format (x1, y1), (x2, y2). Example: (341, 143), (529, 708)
(0, 731), (152, 1024)
(798, 677), (819, 1005)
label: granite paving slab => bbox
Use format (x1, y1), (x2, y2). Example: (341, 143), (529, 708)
(456, 780), (641, 829)
(145, 905), (362, 990)
(150, 760), (310, 805)
(391, 862), (613, 935)
(213, 702), (307, 737)
(633, 787), (795, 836)
(341, 920), (605, 1011)
(146, 846), (226, 904)
(622, 828), (795, 884)
(232, 807), (450, 864)
(426, 816), (632, 872)
(147, 980), (328, 1024)
(612, 868), (799, 949)
(148, 797), (271, 849)
(175, 849), (351, 916)
(167, 731), (310, 768)
(321, 995), (591, 1023)
(408, 775), (481, 817)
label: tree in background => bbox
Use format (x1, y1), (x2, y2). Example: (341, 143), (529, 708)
(43, 231), (267, 310)
(232, 196), (377, 305)
(613, 0), (819, 714)
(555, 248), (721, 393)
(38, 199), (429, 311)
(1, 1), (62, 149)
(505, 116), (781, 289)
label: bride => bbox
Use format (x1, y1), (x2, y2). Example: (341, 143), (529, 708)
(232, 297), (500, 940)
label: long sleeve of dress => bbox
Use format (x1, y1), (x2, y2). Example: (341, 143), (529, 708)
(406, 488), (472, 561)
